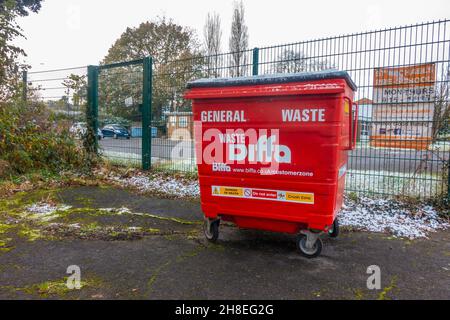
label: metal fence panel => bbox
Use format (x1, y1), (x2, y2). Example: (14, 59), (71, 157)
(151, 20), (450, 199)
(26, 66), (88, 141)
(96, 59), (153, 168)
(24, 20), (449, 199)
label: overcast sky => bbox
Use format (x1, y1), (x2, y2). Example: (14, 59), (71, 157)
(15, 0), (450, 72)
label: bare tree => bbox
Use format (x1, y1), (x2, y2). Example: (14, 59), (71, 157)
(402, 65), (449, 194)
(229, 0), (248, 77)
(204, 12), (222, 56)
(276, 50), (308, 73)
(203, 12), (222, 77)
(276, 49), (334, 73)
(432, 65), (450, 141)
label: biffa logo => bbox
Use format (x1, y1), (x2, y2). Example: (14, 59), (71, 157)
(228, 135), (291, 164)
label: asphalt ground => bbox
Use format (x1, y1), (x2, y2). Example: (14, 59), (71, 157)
(0, 186), (448, 300)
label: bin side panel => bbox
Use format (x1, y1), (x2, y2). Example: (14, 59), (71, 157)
(192, 81), (354, 232)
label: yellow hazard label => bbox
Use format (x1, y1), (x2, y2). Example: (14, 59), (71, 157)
(212, 186), (244, 197)
(286, 192), (315, 204)
(221, 187), (243, 197)
(344, 100), (350, 114)
(211, 186), (314, 205)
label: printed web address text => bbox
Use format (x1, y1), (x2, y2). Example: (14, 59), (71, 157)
(213, 163), (313, 177)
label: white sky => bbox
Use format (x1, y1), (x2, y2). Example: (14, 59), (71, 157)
(15, 0), (450, 72)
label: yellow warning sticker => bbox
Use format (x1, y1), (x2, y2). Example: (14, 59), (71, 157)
(221, 187), (243, 197)
(286, 192), (315, 204)
(211, 186), (314, 205)
(212, 186), (221, 195)
(344, 100), (350, 114)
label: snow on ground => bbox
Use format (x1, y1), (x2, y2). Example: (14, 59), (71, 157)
(340, 197), (448, 239)
(104, 172), (448, 239)
(24, 186), (448, 239)
(100, 207), (132, 215)
(25, 203), (72, 221)
(110, 174), (200, 198)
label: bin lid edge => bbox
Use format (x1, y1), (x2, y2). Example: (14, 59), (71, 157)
(187, 70), (358, 91)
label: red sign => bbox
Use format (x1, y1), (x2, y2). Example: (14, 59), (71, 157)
(252, 189), (278, 199)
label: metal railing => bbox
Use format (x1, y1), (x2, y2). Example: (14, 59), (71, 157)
(152, 20), (450, 199)
(23, 19), (450, 199)
(25, 66), (88, 136)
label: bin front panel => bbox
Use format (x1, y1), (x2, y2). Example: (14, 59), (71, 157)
(188, 79), (355, 232)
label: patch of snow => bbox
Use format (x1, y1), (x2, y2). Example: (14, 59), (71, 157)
(25, 203), (72, 221)
(100, 207), (132, 215)
(127, 227), (142, 232)
(24, 172), (446, 240)
(340, 196), (449, 239)
(108, 172), (447, 239)
(111, 174), (200, 198)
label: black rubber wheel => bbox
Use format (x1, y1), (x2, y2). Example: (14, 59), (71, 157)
(204, 220), (220, 243)
(114, 134), (118, 139)
(328, 219), (340, 238)
(296, 234), (323, 258)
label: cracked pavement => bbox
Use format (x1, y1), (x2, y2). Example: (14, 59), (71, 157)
(0, 186), (449, 300)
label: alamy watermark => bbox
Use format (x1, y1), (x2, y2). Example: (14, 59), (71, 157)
(366, 265), (381, 290)
(66, 265), (82, 290)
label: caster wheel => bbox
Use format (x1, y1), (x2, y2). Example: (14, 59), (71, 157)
(114, 134), (118, 139)
(297, 234), (323, 258)
(328, 219), (340, 238)
(204, 219), (220, 243)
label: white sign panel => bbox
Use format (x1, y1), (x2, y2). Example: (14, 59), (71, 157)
(371, 64), (436, 150)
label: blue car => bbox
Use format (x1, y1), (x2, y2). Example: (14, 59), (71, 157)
(101, 124), (131, 139)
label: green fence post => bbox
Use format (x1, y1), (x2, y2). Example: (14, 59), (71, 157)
(22, 70), (27, 102)
(142, 57), (153, 170)
(252, 47), (260, 76)
(448, 161), (450, 201)
(87, 65), (99, 154)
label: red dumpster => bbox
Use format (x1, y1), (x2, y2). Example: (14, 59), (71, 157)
(185, 71), (358, 258)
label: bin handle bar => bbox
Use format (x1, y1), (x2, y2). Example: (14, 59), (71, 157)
(344, 97), (358, 151)
(352, 101), (359, 150)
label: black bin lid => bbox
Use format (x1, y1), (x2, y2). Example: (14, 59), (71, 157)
(187, 70), (357, 92)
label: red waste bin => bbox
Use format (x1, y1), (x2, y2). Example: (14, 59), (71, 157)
(185, 71), (358, 258)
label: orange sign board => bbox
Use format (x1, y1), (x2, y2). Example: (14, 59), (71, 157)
(374, 64), (436, 88)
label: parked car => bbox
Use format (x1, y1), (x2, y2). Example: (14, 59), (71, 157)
(69, 122), (84, 138)
(101, 124), (131, 139)
(70, 122), (103, 140)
